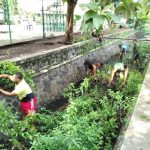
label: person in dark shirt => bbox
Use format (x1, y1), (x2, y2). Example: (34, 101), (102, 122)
(133, 39), (139, 66)
(119, 43), (129, 62)
(84, 59), (103, 80)
(98, 33), (104, 45)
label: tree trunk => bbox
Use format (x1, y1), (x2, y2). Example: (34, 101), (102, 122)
(64, 0), (77, 44)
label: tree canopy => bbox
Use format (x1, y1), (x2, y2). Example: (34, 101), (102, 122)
(80, 0), (149, 34)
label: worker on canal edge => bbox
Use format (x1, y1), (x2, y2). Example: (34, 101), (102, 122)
(133, 39), (139, 66)
(0, 72), (36, 119)
(119, 43), (129, 62)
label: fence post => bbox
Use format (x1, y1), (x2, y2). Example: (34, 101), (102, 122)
(42, 0), (45, 38)
(6, 0), (12, 43)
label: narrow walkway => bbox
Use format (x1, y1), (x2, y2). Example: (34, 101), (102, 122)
(120, 63), (150, 150)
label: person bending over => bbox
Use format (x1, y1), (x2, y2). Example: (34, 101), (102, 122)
(0, 72), (36, 119)
(119, 43), (129, 62)
(98, 33), (104, 45)
(84, 59), (103, 80)
(108, 63), (128, 87)
(133, 39), (139, 66)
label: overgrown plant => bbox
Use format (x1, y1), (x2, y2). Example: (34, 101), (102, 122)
(0, 61), (35, 90)
(1, 42), (149, 149)
(0, 102), (27, 150)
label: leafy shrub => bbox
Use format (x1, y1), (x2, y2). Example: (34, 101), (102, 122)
(122, 70), (143, 95)
(0, 101), (64, 149)
(1, 42), (149, 150)
(0, 61), (35, 90)
(0, 102), (27, 150)
(63, 78), (90, 101)
(137, 42), (150, 71)
(31, 96), (104, 150)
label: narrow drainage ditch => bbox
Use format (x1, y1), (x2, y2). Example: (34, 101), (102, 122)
(1, 41), (149, 150)
(34, 42), (149, 149)
(44, 54), (120, 112)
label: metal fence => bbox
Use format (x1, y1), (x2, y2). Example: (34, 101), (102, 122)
(0, 0), (67, 46)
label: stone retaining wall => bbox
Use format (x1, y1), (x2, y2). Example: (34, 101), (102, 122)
(0, 30), (139, 113)
(11, 30), (134, 74)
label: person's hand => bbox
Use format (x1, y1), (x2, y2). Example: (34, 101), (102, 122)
(120, 82), (125, 88)
(107, 83), (110, 88)
(122, 82), (125, 86)
(94, 77), (98, 81)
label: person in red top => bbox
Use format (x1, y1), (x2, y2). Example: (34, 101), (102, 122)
(0, 72), (36, 119)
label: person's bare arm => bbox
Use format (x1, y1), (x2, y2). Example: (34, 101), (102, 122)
(92, 65), (97, 79)
(0, 74), (14, 81)
(0, 89), (17, 96)
(123, 69), (128, 84)
(108, 69), (116, 87)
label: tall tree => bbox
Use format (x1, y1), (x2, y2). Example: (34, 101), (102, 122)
(63, 0), (77, 44)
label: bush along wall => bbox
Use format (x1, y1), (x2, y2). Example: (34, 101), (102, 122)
(0, 42), (149, 150)
(0, 61), (35, 90)
(0, 61), (36, 113)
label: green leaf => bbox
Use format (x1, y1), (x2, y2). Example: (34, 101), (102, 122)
(115, 5), (126, 15)
(80, 2), (99, 11)
(83, 10), (97, 22)
(102, 4), (113, 13)
(85, 21), (93, 33)
(74, 15), (82, 21)
(110, 14), (120, 23)
(93, 14), (105, 30)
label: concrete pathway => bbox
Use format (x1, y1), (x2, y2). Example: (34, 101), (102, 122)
(120, 63), (150, 150)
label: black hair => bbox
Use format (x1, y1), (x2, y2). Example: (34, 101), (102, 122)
(101, 63), (104, 66)
(124, 65), (128, 69)
(119, 44), (122, 48)
(96, 60), (101, 64)
(122, 48), (125, 52)
(15, 72), (23, 80)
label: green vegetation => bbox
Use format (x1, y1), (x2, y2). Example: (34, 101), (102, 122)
(80, 1), (114, 34)
(0, 61), (35, 89)
(0, 42), (149, 149)
(77, 29), (135, 55)
(0, 102), (64, 149)
(140, 114), (150, 121)
(80, 0), (149, 34)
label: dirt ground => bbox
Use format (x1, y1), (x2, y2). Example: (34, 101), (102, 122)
(0, 33), (82, 60)
(0, 29), (123, 60)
